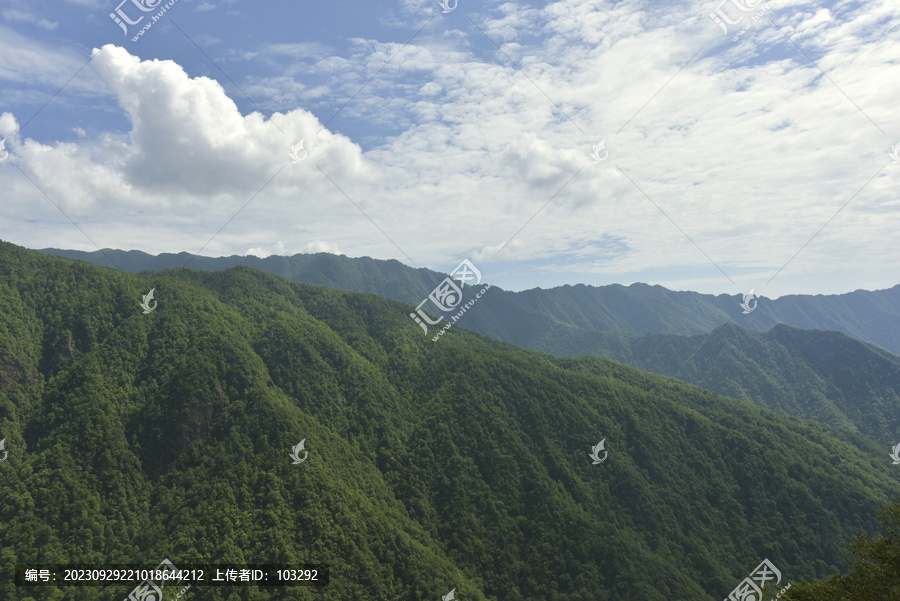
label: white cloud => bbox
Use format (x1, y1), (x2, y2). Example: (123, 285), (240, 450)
(2, 10), (58, 30)
(0, 26), (106, 95)
(3, 43), (373, 254)
(247, 241), (285, 258)
(420, 81), (442, 95)
(1, 0), (899, 298)
(305, 240), (343, 254)
(0, 112), (19, 139)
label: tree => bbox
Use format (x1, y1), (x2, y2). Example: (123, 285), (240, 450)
(787, 497), (900, 600)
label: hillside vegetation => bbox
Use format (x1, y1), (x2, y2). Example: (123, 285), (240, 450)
(543, 323), (900, 445)
(37, 248), (900, 445)
(40, 247), (900, 355)
(2, 240), (898, 600)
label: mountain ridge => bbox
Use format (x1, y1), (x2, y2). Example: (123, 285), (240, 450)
(3, 241), (899, 600)
(37, 247), (900, 356)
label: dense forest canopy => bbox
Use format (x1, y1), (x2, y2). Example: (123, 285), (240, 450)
(1, 240), (899, 600)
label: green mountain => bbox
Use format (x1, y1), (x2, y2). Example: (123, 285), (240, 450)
(36, 248), (900, 449)
(539, 322), (900, 445)
(37, 247), (900, 355)
(3, 240), (899, 601)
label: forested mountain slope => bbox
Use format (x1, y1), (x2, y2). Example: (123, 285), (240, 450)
(539, 322), (900, 445)
(37, 247), (900, 448)
(38, 247), (900, 355)
(2, 240), (898, 601)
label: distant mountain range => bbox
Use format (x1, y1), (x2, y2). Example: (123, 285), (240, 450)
(38, 248), (900, 441)
(4, 240), (900, 600)
(39, 248), (900, 356)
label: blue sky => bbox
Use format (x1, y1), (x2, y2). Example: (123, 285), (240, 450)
(0, 0), (898, 298)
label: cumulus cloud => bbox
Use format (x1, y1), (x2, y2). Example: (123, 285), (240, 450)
(9, 44), (371, 211)
(305, 240), (343, 254)
(247, 241), (285, 258)
(0, 112), (19, 140)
